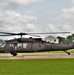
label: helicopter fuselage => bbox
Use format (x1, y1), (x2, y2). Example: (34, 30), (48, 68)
(0, 37), (74, 56)
(0, 42), (74, 52)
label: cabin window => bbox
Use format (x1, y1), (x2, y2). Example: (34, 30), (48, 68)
(18, 43), (22, 48)
(10, 44), (12, 47)
(23, 43), (27, 48)
(10, 44), (14, 47)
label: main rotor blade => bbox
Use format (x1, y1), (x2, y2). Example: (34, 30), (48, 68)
(0, 32), (40, 37)
(0, 32), (70, 37)
(0, 32), (16, 35)
(28, 32), (70, 34)
(0, 32), (28, 35)
(0, 35), (13, 36)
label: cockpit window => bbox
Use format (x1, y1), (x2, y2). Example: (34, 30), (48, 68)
(0, 42), (6, 47)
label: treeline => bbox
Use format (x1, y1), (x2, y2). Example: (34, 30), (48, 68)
(57, 34), (74, 44)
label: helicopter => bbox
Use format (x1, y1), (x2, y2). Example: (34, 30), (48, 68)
(0, 32), (74, 56)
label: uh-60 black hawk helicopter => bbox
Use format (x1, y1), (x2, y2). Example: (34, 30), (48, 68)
(0, 32), (74, 56)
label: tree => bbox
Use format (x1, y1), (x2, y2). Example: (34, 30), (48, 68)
(0, 39), (3, 44)
(57, 36), (65, 44)
(57, 34), (74, 44)
(66, 34), (74, 44)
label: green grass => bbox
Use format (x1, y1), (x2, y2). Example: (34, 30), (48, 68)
(0, 59), (74, 75)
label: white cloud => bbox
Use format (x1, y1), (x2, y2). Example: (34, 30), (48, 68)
(24, 23), (41, 33)
(0, 0), (41, 9)
(45, 8), (74, 34)
(71, 0), (74, 4)
(1, 0), (74, 39)
(0, 10), (38, 32)
(61, 7), (74, 18)
(62, 24), (73, 31)
(46, 24), (61, 32)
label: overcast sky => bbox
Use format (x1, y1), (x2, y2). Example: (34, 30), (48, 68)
(0, 0), (74, 39)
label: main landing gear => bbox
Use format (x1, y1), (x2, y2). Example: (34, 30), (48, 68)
(64, 50), (70, 55)
(10, 52), (17, 56)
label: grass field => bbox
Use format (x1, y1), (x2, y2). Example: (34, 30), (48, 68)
(0, 59), (74, 75)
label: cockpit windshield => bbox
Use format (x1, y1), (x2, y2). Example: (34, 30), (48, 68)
(0, 42), (6, 47)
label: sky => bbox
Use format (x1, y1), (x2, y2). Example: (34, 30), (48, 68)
(0, 0), (74, 39)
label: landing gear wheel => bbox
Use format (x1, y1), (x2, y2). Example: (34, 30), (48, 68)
(68, 53), (70, 55)
(11, 52), (17, 56)
(64, 50), (70, 55)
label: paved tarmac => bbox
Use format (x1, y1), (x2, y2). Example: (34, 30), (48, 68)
(0, 53), (74, 59)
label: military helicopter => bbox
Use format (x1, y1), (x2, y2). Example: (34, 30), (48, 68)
(0, 32), (74, 56)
